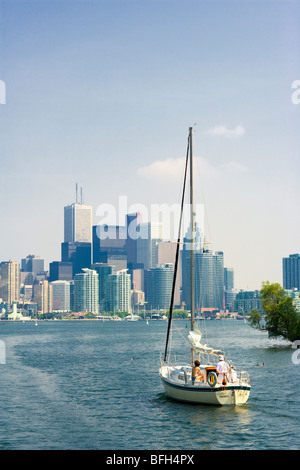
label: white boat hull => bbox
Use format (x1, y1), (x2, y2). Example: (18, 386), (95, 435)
(160, 367), (250, 406)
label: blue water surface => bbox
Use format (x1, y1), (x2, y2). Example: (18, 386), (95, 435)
(0, 319), (299, 450)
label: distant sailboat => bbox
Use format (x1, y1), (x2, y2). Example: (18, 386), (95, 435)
(126, 312), (139, 321)
(159, 127), (251, 406)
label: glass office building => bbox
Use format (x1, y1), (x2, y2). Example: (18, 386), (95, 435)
(146, 263), (173, 311)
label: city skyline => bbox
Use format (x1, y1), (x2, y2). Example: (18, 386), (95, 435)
(0, 0), (299, 291)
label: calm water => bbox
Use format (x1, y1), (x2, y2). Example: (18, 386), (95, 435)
(0, 319), (299, 450)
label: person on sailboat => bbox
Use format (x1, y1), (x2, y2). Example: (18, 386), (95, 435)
(216, 355), (229, 384)
(191, 360), (204, 384)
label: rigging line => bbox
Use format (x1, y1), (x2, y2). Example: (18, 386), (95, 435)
(164, 133), (190, 363)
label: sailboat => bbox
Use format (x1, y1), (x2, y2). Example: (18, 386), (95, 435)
(126, 312), (139, 321)
(159, 127), (251, 406)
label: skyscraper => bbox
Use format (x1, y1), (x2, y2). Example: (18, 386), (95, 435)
(126, 212), (142, 266)
(283, 254), (300, 290)
(181, 229), (224, 311)
(106, 269), (132, 313)
(146, 263), (173, 310)
(61, 241), (91, 276)
(90, 263), (115, 311)
(157, 241), (181, 306)
(50, 280), (70, 311)
(92, 224), (127, 264)
(64, 203), (92, 244)
(136, 222), (162, 270)
(33, 280), (53, 314)
(224, 267), (234, 290)
(49, 261), (73, 282)
(0, 260), (20, 306)
(21, 255), (44, 277)
(74, 268), (99, 314)
(214, 251), (224, 310)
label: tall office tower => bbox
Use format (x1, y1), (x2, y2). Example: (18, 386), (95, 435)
(64, 203), (92, 244)
(50, 280), (70, 311)
(92, 224), (127, 264)
(33, 280), (53, 314)
(74, 268), (99, 314)
(21, 255), (44, 277)
(157, 241), (181, 307)
(146, 263), (174, 311)
(0, 260), (20, 305)
(214, 251), (224, 310)
(106, 269), (132, 313)
(224, 267), (234, 290)
(283, 254), (300, 290)
(136, 222), (162, 270)
(49, 261), (73, 282)
(126, 212), (142, 265)
(90, 263), (115, 311)
(61, 241), (91, 276)
(181, 225), (224, 311)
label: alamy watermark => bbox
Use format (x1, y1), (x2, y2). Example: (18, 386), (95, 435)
(0, 79), (6, 104)
(291, 80), (300, 105)
(95, 196), (205, 245)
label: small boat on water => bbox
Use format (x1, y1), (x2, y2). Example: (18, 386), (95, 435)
(125, 313), (139, 321)
(159, 127), (251, 406)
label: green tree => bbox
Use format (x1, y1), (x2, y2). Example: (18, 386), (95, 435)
(248, 281), (300, 342)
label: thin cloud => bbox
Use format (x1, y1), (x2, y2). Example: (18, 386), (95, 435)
(137, 156), (245, 182)
(206, 125), (245, 138)
(137, 157), (186, 181)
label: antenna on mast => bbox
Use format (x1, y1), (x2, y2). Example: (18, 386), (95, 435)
(76, 182), (78, 204)
(81, 186), (83, 204)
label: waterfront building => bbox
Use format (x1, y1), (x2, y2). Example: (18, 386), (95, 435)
(74, 268), (99, 314)
(90, 263), (115, 311)
(0, 260), (20, 306)
(33, 280), (53, 315)
(146, 263), (173, 311)
(224, 289), (238, 311)
(106, 269), (132, 313)
(283, 254), (300, 290)
(131, 289), (145, 312)
(285, 289), (300, 312)
(51, 280), (70, 311)
(232, 290), (262, 314)
(64, 202), (92, 244)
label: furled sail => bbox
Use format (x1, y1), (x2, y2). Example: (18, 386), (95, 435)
(188, 330), (224, 357)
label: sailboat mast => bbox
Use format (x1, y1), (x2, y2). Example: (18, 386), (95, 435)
(189, 127), (195, 333)
(189, 127), (195, 366)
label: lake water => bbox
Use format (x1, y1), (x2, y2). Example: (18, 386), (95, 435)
(0, 319), (299, 450)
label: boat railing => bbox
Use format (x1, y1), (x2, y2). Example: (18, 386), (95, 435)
(239, 371), (250, 384)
